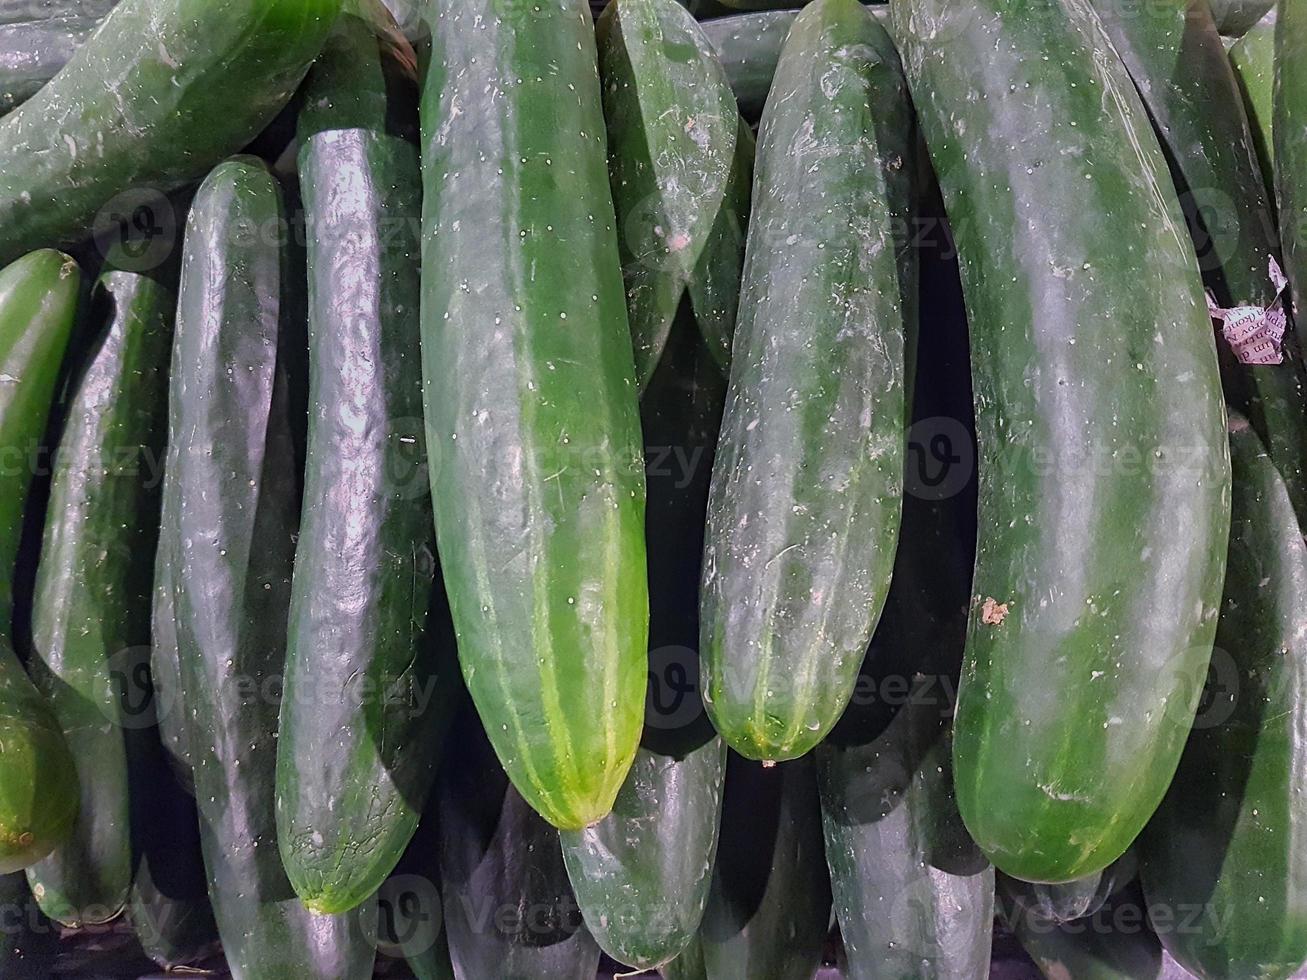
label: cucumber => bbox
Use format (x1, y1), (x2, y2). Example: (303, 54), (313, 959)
(700, 11), (796, 120)
(168, 157), (374, 980)
(150, 449), (190, 786)
(696, 755), (831, 980)
(561, 308), (728, 970)
(1004, 881), (1166, 980)
(438, 704), (602, 980)
(1209, 0), (1274, 38)
(1230, 9), (1278, 197)
(702, 0), (915, 762)
(0, 16), (98, 116)
(1138, 416), (1307, 980)
(662, 937), (708, 980)
(1276, 0), (1307, 330)
(1000, 850), (1134, 926)
(127, 736), (220, 970)
(596, 0), (739, 390)
(25, 270), (172, 928)
(275, 9), (456, 917)
(0, 0), (341, 267)
(892, 0), (1231, 883)
(419, 0), (649, 831)
(0, 249), (80, 874)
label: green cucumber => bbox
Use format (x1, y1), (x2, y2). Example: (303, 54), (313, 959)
(438, 704), (602, 980)
(596, 0), (740, 390)
(1087, 0), (1307, 526)
(150, 448), (190, 786)
(1276, 0), (1307, 330)
(1139, 416), (1307, 980)
(561, 308), (728, 971)
(1209, 0), (1274, 37)
(702, 0), (915, 762)
(25, 270), (172, 927)
(892, 0), (1231, 883)
(700, 11), (796, 120)
(419, 0), (649, 831)
(276, 10), (455, 917)
(696, 755), (831, 980)
(0, 249), (80, 874)
(0, 15), (99, 116)
(0, 0), (341, 267)
(661, 937), (708, 980)
(1230, 9), (1278, 198)
(168, 157), (373, 980)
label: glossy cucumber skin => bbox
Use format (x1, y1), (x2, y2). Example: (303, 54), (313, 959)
(25, 270), (172, 927)
(1139, 418), (1307, 980)
(696, 755), (831, 980)
(892, 0), (1231, 883)
(0, 16), (98, 116)
(0, 0), (341, 266)
(438, 705), (602, 980)
(168, 158), (374, 980)
(596, 0), (739, 390)
(702, 0), (914, 762)
(1277, 0), (1307, 335)
(699, 11), (796, 120)
(1088, 0), (1307, 531)
(0, 249), (80, 874)
(561, 310), (728, 971)
(419, 0), (648, 831)
(1230, 9), (1278, 198)
(276, 14), (456, 917)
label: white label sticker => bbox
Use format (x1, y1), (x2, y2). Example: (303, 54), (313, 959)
(1208, 256), (1291, 366)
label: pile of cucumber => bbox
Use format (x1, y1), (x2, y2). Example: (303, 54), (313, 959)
(0, 0), (1304, 978)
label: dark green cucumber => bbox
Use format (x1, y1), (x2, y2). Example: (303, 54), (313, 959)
(127, 734), (220, 970)
(1139, 416), (1307, 980)
(892, 0), (1231, 883)
(696, 755), (831, 980)
(661, 936), (708, 980)
(1088, 0), (1307, 525)
(1230, 8), (1278, 197)
(420, 0), (649, 831)
(168, 157), (373, 980)
(0, 249), (80, 873)
(561, 307), (728, 970)
(1209, 0), (1274, 37)
(0, 15), (99, 116)
(25, 270), (172, 927)
(702, 0), (915, 762)
(438, 704), (601, 980)
(700, 11), (796, 119)
(1003, 881), (1166, 980)
(276, 10), (455, 917)
(1277, 0), (1307, 330)
(0, 0), (341, 266)
(596, 0), (739, 390)
(150, 448), (190, 786)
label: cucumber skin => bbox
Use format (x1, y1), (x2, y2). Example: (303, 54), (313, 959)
(0, 0), (341, 266)
(168, 158), (374, 980)
(26, 270), (172, 927)
(702, 0), (914, 762)
(0, 249), (80, 874)
(892, 0), (1230, 883)
(1277, 0), (1307, 336)
(1208, 0), (1273, 37)
(0, 16), (98, 116)
(438, 705), (602, 980)
(420, 0), (649, 831)
(699, 11), (796, 120)
(1139, 418), (1307, 980)
(1230, 9), (1277, 197)
(276, 15), (455, 916)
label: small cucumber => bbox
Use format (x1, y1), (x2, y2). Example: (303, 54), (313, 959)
(893, 0), (1231, 883)
(1139, 416), (1307, 980)
(276, 9), (456, 917)
(702, 0), (915, 762)
(0, 249), (81, 874)
(168, 157), (374, 980)
(26, 270), (172, 927)
(0, 0), (341, 266)
(419, 0), (649, 831)
(438, 704), (602, 980)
